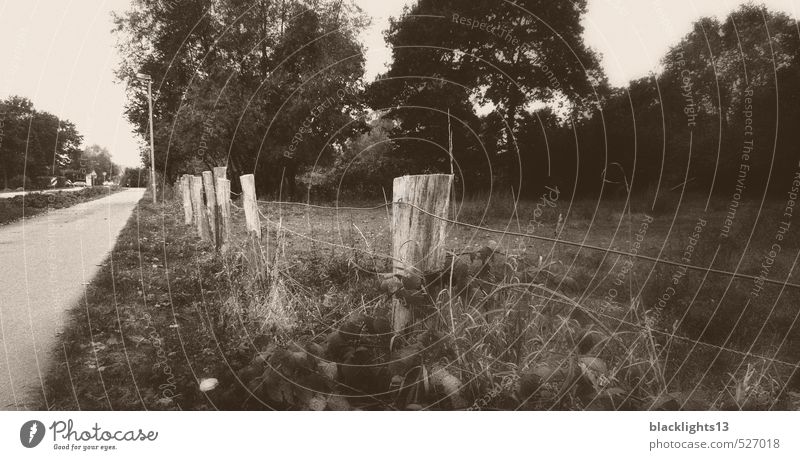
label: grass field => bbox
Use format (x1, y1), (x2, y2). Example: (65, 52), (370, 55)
(0, 186), (122, 225)
(42, 189), (800, 410)
(252, 191), (800, 408)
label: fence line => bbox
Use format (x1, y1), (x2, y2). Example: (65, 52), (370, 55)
(257, 199), (390, 212)
(181, 174), (800, 377)
(251, 203), (800, 372)
(257, 209), (399, 264)
(525, 287), (800, 369)
(251, 199), (800, 292)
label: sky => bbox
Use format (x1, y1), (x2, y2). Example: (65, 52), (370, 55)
(0, 0), (798, 168)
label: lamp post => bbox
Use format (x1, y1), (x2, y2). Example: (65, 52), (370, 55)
(136, 72), (157, 203)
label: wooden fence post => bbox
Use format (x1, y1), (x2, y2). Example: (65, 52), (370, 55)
(391, 174), (453, 331)
(216, 178), (231, 248)
(392, 174), (453, 276)
(213, 167), (227, 183)
(190, 175), (212, 243)
(173, 177), (181, 201)
(202, 171), (218, 245)
(212, 167), (228, 248)
(240, 173), (264, 281)
(181, 174), (193, 225)
(240, 174), (261, 239)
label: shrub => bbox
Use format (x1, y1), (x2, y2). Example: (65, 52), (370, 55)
(0, 186), (121, 225)
(8, 174), (32, 189)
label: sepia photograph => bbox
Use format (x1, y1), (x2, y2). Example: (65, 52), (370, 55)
(1, 0), (800, 457)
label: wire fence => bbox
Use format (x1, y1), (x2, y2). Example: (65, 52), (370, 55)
(254, 198), (800, 291)
(175, 173), (800, 409)
(244, 198), (800, 377)
(164, 185), (800, 411)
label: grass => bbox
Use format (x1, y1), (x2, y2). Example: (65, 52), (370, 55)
(0, 186), (122, 226)
(41, 188), (800, 410)
(41, 191), (241, 409)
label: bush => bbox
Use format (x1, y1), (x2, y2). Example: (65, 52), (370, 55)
(0, 186), (121, 225)
(8, 174), (32, 189)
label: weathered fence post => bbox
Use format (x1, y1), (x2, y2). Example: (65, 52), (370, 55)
(173, 177), (181, 201)
(391, 174), (453, 332)
(240, 174), (261, 239)
(240, 173), (264, 281)
(190, 175), (212, 243)
(181, 174), (193, 225)
(213, 167), (228, 248)
(213, 167), (227, 183)
(202, 171), (218, 245)
(216, 178), (232, 249)
(392, 174), (453, 275)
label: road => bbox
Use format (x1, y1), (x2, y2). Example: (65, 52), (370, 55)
(0, 188), (145, 410)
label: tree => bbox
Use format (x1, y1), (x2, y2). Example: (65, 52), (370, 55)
(119, 166), (148, 188)
(368, 0), (605, 191)
(78, 145), (117, 181)
(0, 96), (33, 189)
(0, 96), (83, 189)
(114, 0), (368, 198)
(514, 4), (800, 199)
(657, 4), (800, 195)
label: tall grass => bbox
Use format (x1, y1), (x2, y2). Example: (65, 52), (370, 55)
(211, 193), (799, 410)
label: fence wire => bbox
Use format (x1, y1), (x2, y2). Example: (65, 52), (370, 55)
(254, 199), (800, 291)
(242, 199), (800, 375)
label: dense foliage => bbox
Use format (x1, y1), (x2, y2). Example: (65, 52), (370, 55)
(0, 186), (121, 225)
(114, 0), (368, 198)
(374, 4), (800, 199)
(367, 0), (604, 193)
(0, 96), (122, 190)
(0, 96), (83, 189)
(115, 2), (800, 201)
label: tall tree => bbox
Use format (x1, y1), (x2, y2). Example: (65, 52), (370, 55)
(114, 0), (368, 197)
(0, 96), (83, 188)
(81, 144), (117, 181)
(0, 96), (33, 188)
(659, 4), (800, 194)
(368, 0), (605, 189)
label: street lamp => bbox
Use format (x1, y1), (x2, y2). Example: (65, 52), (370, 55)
(136, 72), (157, 203)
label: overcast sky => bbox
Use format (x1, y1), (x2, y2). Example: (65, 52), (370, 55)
(0, 0), (798, 168)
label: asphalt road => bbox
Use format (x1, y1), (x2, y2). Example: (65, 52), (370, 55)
(0, 188), (145, 410)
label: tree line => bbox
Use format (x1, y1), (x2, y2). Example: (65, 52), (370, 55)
(114, 1), (800, 200)
(0, 96), (119, 190)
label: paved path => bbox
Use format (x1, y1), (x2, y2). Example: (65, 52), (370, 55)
(0, 188), (145, 410)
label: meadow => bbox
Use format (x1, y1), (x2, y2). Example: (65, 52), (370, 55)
(42, 189), (800, 410)
(227, 188), (800, 410)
